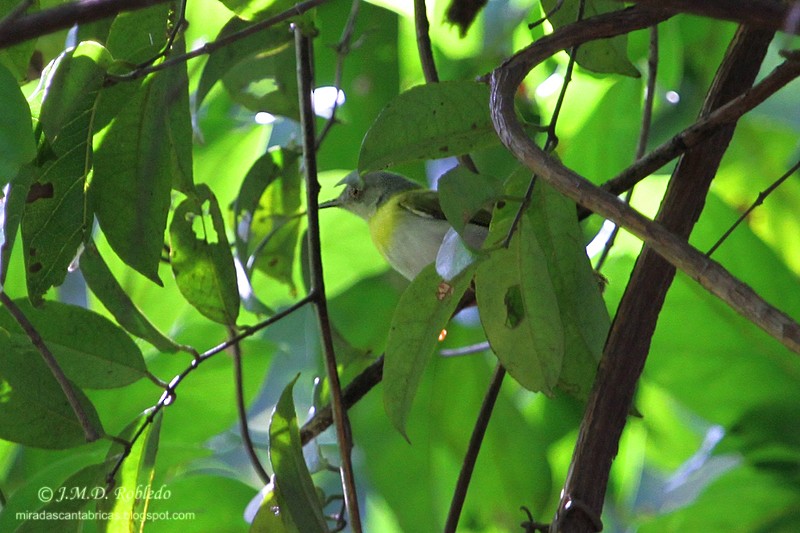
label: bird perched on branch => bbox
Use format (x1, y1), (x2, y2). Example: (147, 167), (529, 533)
(319, 171), (489, 280)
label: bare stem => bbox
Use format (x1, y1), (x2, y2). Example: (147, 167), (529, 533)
(295, 27), (362, 532)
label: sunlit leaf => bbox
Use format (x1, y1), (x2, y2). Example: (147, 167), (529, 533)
(196, 16), (293, 110)
(0, 298), (147, 389)
(170, 184), (240, 325)
(99, 411), (163, 533)
(22, 42), (111, 304)
(0, 63), (36, 179)
(358, 81), (499, 173)
(92, 68), (178, 285)
(269, 374), (329, 532)
(384, 263), (477, 438)
(80, 241), (183, 353)
(541, 0), (639, 77)
(0, 336), (103, 449)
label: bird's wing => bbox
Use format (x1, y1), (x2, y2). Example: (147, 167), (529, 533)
(398, 190), (492, 228)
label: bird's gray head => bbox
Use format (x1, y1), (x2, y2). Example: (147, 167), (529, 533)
(319, 171), (421, 221)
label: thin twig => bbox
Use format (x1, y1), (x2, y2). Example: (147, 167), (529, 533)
(597, 50), (800, 205)
(106, 295), (314, 481)
(414, 0), (439, 83)
(443, 364), (506, 533)
(595, 24), (658, 271)
(707, 158), (800, 256)
(104, 0), (331, 83)
(0, 292), (100, 442)
(491, 7), (800, 349)
(295, 26), (362, 532)
(230, 326), (270, 484)
(316, 0), (361, 148)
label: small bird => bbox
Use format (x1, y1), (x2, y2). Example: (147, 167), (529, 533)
(319, 171), (489, 280)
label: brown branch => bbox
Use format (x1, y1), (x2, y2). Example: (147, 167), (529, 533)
(490, 6), (800, 355)
(295, 28), (362, 532)
(557, 25), (775, 532)
(0, 292), (100, 442)
(626, 0), (800, 34)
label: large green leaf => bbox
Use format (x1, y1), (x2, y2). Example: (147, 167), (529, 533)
(91, 68), (178, 285)
(0, 336), (103, 449)
(541, 0), (639, 77)
(0, 63), (35, 180)
(476, 199), (564, 394)
(383, 263), (477, 438)
(437, 165), (499, 236)
(268, 375), (329, 532)
(80, 240), (183, 353)
(527, 179), (609, 399)
(358, 80), (499, 173)
(22, 42), (111, 305)
(169, 184), (240, 325)
(0, 298), (146, 389)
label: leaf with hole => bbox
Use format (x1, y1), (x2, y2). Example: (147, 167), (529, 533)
(22, 42), (111, 305)
(476, 201), (564, 394)
(170, 185), (240, 325)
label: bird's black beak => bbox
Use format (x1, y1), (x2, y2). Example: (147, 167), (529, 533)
(318, 198), (339, 209)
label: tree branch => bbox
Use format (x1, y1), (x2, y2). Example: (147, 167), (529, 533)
(490, 6), (800, 356)
(626, 0), (800, 34)
(295, 27), (363, 532)
(555, 25), (775, 532)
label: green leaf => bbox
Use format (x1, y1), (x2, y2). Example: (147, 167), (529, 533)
(15, 460), (117, 533)
(99, 411), (163, 533)
(437, 166), (499, 236)
(241, 150), (303, 293)
(196, 16), (294, 110)
(0, 298), (147, 389)
(165, 35), (194, 195)
(541, 0), (639, 77)
(80, 240), (184, 353)
(1, 165), (34, 283)
(269, 375), (329, 533)
(92, 69), (177, 285)
(170, 184), (240, 325)
(0, 335), (103, 449)
(218, 0), (304, 23)
(0, 63), (35, 179)
(221, 36), (299, 117)
(22, 42), (111, 305)
(476, 202), (564, 394)
(383, 263), (477, 438)
(251, 481), (300, 532)
(527, 179), (609, 399)
(358, 80), (499, 173)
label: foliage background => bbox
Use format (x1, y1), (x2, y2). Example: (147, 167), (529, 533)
(1, 0), (800, 531)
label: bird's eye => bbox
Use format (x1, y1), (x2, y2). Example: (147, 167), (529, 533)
(349, 187), (362, 200)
